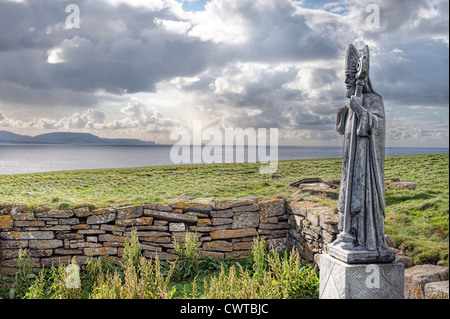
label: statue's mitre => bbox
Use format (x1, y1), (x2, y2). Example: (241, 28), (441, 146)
(345, 44), (359, 75)
(345, 44), (370, 75)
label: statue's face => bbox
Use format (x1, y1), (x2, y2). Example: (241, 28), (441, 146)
(345, 73), (357, 98)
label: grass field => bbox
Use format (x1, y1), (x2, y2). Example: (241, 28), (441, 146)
(0, 153), (448, 265)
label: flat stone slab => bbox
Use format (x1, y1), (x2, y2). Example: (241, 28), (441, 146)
(327, 242), (396, 264)
(143, 209), (198, 223)
(425, 280), (449, 299)
(405, 264), (449, 299)
(319, 254), (404, 299)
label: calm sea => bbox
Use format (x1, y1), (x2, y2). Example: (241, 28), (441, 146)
(0, 144), (448, 175)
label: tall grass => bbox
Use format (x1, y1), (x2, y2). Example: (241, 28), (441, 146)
(203, 237), (319, 299)
(14, 232), (319, 299)
(173, 232), (201, 281)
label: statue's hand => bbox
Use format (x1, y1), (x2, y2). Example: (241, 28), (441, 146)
(349, 95), (364, 116)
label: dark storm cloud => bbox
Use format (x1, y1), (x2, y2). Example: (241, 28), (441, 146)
(0, 0), (447, 146)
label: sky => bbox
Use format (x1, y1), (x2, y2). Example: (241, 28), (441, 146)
(0, 0), (448, 147)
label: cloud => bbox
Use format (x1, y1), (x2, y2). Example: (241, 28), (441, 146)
(0, 0), (448, 147)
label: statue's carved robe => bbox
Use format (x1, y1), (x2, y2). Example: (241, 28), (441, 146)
(336, 92), (389, 251)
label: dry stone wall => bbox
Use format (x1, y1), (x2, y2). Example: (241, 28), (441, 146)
(0, 197), (299, 275)
(288, 200), (339, 263)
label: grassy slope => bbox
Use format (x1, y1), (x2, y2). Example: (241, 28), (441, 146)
(0, 153), (448, 264)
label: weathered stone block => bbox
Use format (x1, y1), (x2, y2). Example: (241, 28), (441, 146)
(232, 212), (259, 229)
(289, 200), (316, 217)
(10, 205), (26, 215)
(54, 248), (83, 255)
(70, 242), (102, 249)
(425, 281), (449, 299)
(58, 218), (80, 225)
(301, 184), (339, 199)
(211, 218), (233, 226)
(100, 224), (126, 232)
(290, 215), (304, 232)
(43, 225), (72, 231)
(203, 240), (233, 252)
(189, 226), (214, 233)
(143, 203), (172, 212)
(260, 217), (278, 224)
(169, 223), (186, 232)
(153, 220), (169, 226)
(404, 265), (449, 299)
(196, 218), (211, 226)
(117, 205), (143, 219)
(267, 238), (289, 253)
(210, 228), (258, 240)
(84, 247), (118, 256)
(14, 220), (45, 227)
(169, 198), (214, 212)
(232, 204), (260, 213)
(259, 198), (285, 217)
(29, 249), (53, 258)
(0, 249), (19, 260)
(74, 207), (90, 217)
(87, 212), (116, 224)
(11, 212), (35, 221)
(35, 210), (74, 219)
(0, 240), (28, 249)
(77, 229), (105, 235)
(56, 233), (83, 240)
(140, 236), (171, 244)
(144, 210), (198, 223)
(233, 241), (253, 251)
(319, 254), (404, 299)
(210, 209), (234, 218)
(116, 217), (153, 227)
(143, 251), (176, 260)
(306, 207), (324, 227)
(86, 236), (98, 243)
(319, 211), (339, 233)
(29, 240), (63, 249)
(213, 197), (257, 210)
(225, 250), (249, 259)
(201, 251), (225, 259)
(0, 215), (14, 230)
(71, 224), (90, 230)
(140, 243), (162, 252)
(0, 231), (54, 240)
(98, 234), (127, 243)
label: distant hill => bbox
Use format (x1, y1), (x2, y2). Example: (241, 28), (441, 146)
(0, 130), (155, 145)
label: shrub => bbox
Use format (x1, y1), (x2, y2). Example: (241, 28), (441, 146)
(202, 237), (319, 299)
(11, 249), (35, 299)
(173, 231), (201, 281)
(90, 231), (176, 299)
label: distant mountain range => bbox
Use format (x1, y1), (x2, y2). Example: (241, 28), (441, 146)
(0, 130), (156, 145)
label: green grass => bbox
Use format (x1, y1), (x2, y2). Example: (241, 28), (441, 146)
(0, 153), (448, 265)
(0, 157), (345, 210)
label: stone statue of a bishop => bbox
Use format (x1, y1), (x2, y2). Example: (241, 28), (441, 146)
(328, 44), (395, 264)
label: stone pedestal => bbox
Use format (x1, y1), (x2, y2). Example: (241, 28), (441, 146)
(327, 242), (396, 264)
(319, 254), (404, 299)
